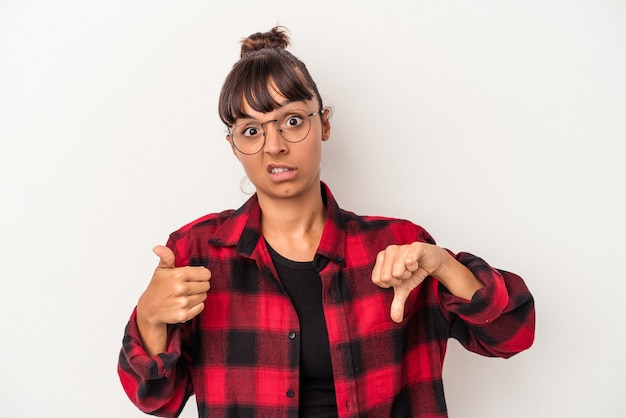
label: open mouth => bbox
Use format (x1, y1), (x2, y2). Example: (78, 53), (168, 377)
(270, 167), (294, 174)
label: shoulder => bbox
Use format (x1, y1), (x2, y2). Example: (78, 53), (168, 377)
(169, 209), (237, 242)
(165, 209), (240, 266)
(340, 209), (436, 245)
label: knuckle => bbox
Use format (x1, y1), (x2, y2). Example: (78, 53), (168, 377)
(179, 296), (192, 308)
(171, 269), (186, 281)
(379, 273), (394, 286)
(173, 283), (188, 297)
(175, 312), (188, 323)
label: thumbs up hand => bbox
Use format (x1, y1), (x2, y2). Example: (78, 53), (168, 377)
(135, 245), (211, 356)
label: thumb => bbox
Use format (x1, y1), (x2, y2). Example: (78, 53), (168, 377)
(390, 286), (411, 323)
(153, 245), (176, 269)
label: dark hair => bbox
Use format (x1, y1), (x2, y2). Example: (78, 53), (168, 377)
(218, 26), (324, 127)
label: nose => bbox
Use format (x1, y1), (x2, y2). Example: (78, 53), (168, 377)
(262, 120), (287, 154)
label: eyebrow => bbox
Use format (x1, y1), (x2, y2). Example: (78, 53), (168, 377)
(238, 99), (301, 121)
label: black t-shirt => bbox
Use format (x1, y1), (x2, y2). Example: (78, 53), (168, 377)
(267, 243), (339, 418)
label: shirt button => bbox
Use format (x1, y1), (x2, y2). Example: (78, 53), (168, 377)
(288, 331), (296, 340)
(286, 390), (295, 398)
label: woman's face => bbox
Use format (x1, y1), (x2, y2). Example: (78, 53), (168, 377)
(226, 87), (330, 203)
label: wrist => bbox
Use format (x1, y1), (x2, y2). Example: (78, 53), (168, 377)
(135, 309), (168, 356)
(431, 250), (451, 285)
(432, 251), (484, 300)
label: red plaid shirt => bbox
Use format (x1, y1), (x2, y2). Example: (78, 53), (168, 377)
(118, 182), (535, 417)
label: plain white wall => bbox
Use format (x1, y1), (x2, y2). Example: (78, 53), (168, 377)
(1, 1), (625, 417)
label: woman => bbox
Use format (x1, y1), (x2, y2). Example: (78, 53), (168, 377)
(118, 27), (535, 418)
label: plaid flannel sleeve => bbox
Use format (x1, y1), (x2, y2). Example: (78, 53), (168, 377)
(436, 252), (535, 358)
(118, 309), (194, 417)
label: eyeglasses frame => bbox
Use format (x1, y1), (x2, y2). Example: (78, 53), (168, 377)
(227, 108), (323, 155)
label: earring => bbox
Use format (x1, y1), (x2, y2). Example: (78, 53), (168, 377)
(239, 176), (256, 195)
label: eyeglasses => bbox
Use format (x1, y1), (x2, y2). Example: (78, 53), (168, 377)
(227, 108), (321, 155)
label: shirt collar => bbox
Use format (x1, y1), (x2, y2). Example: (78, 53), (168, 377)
(208, 182), (346, 267)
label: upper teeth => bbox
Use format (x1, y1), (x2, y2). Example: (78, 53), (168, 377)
(271, 167), (290, 174)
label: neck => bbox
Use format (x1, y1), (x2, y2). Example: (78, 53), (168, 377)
(258, 183), (326, 261)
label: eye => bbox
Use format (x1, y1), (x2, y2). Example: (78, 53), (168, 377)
(240, 124), (262, 138)
(283, 114), (305, 129)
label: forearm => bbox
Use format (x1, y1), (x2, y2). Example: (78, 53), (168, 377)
(434, 252), (535, 357)
(136, 312), (168, 357)
(433, 250), (485, 300)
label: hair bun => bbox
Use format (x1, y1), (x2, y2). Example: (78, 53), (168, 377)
(240, 26), (290, 58)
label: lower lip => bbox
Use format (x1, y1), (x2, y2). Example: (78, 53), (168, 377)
(269, 169), (297, 182)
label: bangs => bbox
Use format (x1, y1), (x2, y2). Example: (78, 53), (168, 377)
(219, 50), (316, 127)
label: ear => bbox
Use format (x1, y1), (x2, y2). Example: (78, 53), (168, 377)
(321, 109), (331, 142)
(225, 135), (240, 160)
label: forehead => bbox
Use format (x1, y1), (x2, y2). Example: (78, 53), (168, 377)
(239, 88), (315, 121)
(240, 82), (287, 116)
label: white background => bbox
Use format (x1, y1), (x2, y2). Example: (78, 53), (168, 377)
(1, 1), (625, 417)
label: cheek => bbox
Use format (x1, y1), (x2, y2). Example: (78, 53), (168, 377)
(237, 155), (262, 177)
(302, 142), (323, 168)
